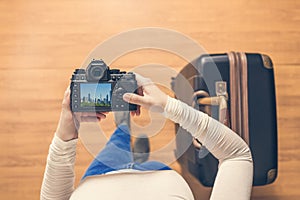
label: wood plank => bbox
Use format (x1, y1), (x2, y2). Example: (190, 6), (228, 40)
(0, 0), (299, 199)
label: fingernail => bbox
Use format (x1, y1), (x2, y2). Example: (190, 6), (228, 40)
(123, 93), (130, 101)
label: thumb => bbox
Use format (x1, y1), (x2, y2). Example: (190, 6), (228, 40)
(123, 93), (145, 106)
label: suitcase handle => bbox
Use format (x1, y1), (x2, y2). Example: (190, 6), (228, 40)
(192, 82), (230, 150)
(195, 81), (230, 127)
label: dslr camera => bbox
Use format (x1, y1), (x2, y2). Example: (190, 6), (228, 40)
(70, 59), (138, 112)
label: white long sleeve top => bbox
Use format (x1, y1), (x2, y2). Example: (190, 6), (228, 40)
(41, 96), (253, 200)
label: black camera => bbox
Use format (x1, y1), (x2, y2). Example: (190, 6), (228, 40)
(70, 59), (138, 112)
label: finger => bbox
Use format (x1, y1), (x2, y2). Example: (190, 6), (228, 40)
(62, 87), (71, 109)
(134, 73), (153, 87)
(130, 111), (135, 117)
(130, 105), (139, 116)
(133, 73), (144, 86)
(64, 87), (70, 97)
(96, 112), (106, 119)
(137, 86), (144, 96)
(81, 112), (96, 117)
(97, 112), (109, 115)
(81, 112), (106, 119)
(123, 93), (145, 106)
(81, 116), (99, 122)
(135, 105), (141, 116)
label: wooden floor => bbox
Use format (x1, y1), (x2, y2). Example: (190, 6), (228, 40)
(0, 0), (299, 199)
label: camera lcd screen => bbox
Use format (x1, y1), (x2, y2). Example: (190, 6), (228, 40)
(80, 83), (112, 107)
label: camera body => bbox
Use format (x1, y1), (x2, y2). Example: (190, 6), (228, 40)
(70, 59), (138, 112)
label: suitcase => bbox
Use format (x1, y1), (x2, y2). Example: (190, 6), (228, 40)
(172, 52), (278, 186)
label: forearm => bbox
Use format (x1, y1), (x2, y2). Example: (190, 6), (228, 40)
(40, 135), (78, 200)
(164, 96), (253, 199)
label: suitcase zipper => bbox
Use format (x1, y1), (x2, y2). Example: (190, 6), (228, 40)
(228, 52), (240, 135)
(228, 52), (250, 145)
(238, 52), (250, 145)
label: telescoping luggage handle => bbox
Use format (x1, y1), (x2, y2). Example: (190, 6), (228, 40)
(192, 82), (230, 151)
(193, 52), (250, 146)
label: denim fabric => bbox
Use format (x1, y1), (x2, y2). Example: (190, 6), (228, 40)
(82, 125), (171, 180)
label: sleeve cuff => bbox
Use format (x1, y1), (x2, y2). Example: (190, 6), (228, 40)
(162, 96), (178, 119)
(52, 134), (78, 152)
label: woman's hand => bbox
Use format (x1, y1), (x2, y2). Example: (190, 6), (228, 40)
(55, 87), (107, 141)
(123, 74), (168, 113)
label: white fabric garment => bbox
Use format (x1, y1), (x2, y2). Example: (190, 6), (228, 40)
(41, 96), (253, 200)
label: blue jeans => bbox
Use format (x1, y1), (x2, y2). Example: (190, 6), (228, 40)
(82, 125), (171, 180)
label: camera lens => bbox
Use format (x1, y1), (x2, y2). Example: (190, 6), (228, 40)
(86, 60), (108, 81)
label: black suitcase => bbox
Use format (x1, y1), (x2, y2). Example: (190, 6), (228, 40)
(172, 52), (278, 186)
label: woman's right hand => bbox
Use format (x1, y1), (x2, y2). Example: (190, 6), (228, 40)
(122, 74), (168, 113)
